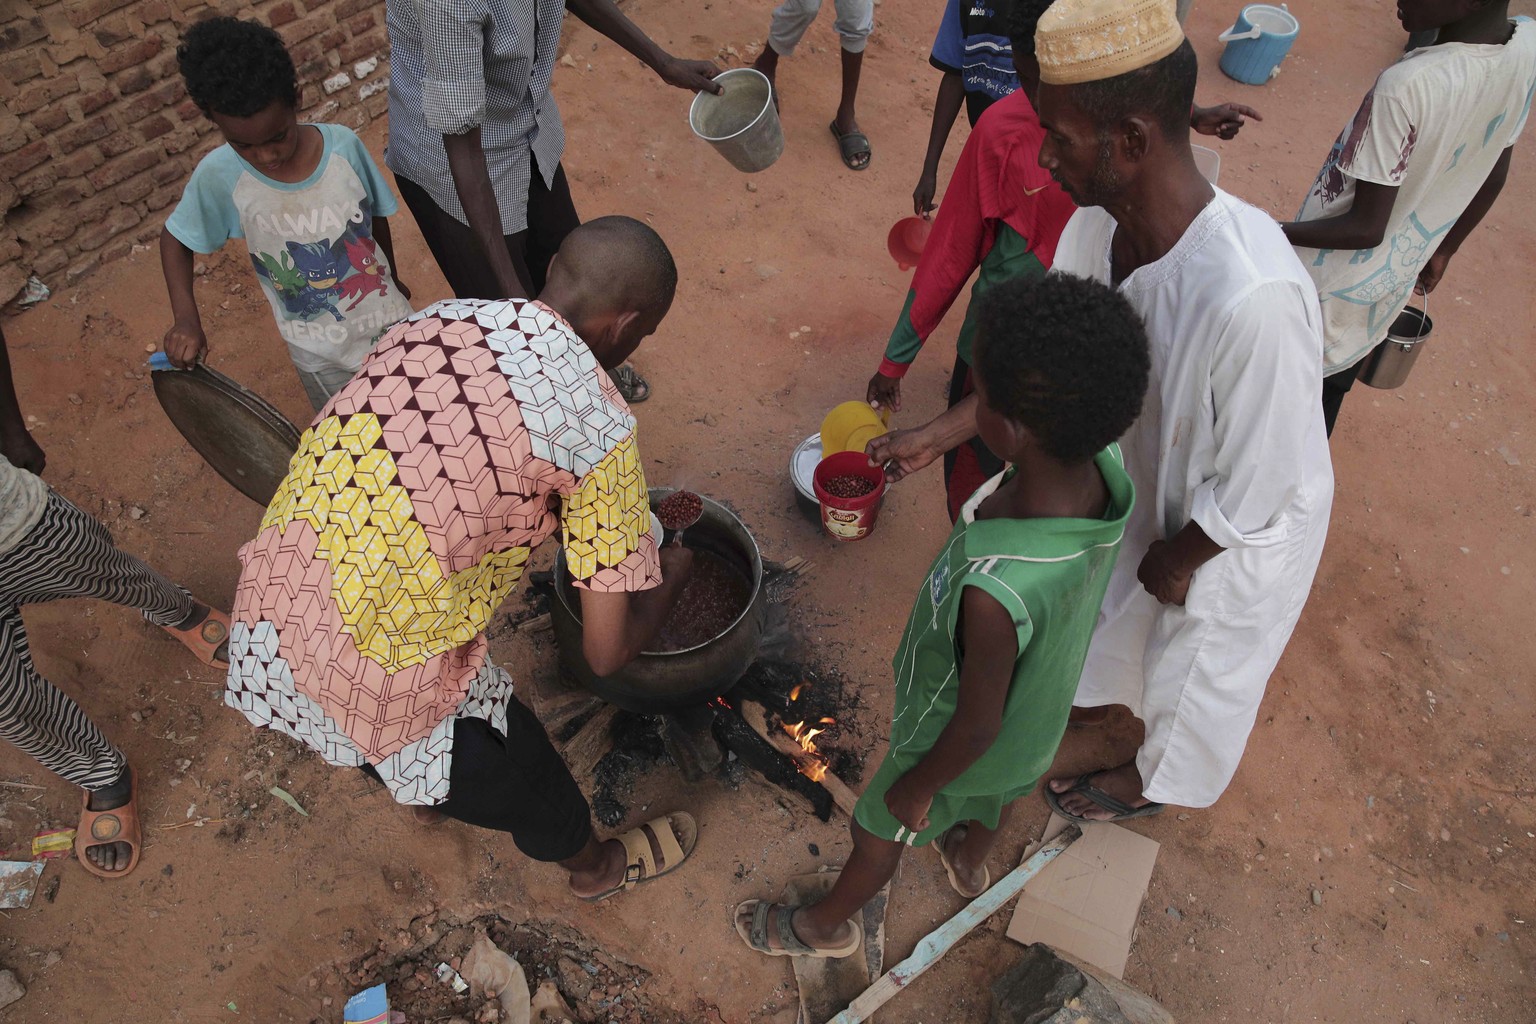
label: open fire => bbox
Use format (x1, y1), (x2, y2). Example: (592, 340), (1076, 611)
(783, 685), (836, 782)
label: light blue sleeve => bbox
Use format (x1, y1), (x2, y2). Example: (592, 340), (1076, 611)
(163, 147), (245, 254)
(330, 125), (400, 218)
(930, 0), (965, 72)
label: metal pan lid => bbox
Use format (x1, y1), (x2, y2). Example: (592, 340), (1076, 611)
(790, 432), (822, 502)
(150, 356), (303, 506)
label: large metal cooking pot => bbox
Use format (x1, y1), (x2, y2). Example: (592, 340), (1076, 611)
(551, 489), (766, 712)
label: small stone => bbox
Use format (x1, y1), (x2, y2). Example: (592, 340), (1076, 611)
(745, 181), (757, 192)
(0, 969), (25, 1010)
(67, 393), (83, 405)
(1312, 941), (1324, 953)
(143, 344), (156, 353)
(1176, 813), (1190, 821)
(560, 53), (577, 68)
(1440, 828), (1451, 842)
(799, 325), (811, 333)
(1311, 888), (1323, 906)
(808, 842), (820, 856)
(161, 864), (173, 877)
(131, 711), (143, 722)
(1166, 906), (1183, 921)
(127, 506), (146, 520)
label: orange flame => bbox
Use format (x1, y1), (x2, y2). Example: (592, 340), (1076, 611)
(783, 716), (836, 783)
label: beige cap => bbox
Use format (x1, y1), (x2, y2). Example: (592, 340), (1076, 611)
(1036, 0), (1185, 86)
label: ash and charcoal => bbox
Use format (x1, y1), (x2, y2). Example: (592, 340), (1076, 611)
(579, 656), (869, 826)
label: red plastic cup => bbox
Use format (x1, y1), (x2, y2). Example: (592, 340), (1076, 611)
(886, 216), (932, 271)
(812, 450), (887, 542)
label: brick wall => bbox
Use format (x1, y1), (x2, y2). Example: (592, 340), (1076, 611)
(0, 0), (391, 303)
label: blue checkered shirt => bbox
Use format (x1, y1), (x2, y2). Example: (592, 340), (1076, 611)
(384, 0), (567, 233)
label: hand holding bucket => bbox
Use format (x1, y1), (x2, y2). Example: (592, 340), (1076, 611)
(689, 68), (783, 173)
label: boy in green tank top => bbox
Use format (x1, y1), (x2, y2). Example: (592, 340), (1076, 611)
(735, 273), (1150, 958)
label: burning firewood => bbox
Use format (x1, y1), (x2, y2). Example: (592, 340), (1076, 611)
(739, 702), (859, 818)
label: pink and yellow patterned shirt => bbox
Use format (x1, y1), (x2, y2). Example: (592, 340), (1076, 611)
(224, 298), (661, 803)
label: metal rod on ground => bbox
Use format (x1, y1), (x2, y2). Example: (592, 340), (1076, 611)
(822, 824), (1083, 1024)
(740, 702), (859, 818)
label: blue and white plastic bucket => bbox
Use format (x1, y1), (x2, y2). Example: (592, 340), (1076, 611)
(1218, 4), (1300, 85)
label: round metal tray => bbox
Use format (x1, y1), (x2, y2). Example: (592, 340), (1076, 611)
(151, 360), (303, 506)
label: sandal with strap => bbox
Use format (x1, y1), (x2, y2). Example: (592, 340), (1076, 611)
(733, 900), (863, 959)
(579, 811), (698, 903)
(607, 363), (651, 404)
(829, 120), (872, 171)
(1044, 771), (1167, 824)
(161, 602), (231, 667)
(936, 824), (991, 899)
(76, 768), (143, 879)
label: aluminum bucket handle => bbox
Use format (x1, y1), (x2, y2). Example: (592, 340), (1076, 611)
(1394, 289), (1430, 340)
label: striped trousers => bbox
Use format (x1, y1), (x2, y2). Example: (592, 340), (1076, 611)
(0, 491), (193, 790)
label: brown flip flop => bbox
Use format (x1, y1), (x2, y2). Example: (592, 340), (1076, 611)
(162, 604), (230, 667)
(935, 824), (990, 899)
(76, 768), (142, 879)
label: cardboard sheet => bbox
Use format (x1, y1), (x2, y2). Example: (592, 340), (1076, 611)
(1004, 813), (1160, 978)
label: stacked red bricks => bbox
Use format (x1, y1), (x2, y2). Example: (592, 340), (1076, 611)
(0, 0), (391, 302)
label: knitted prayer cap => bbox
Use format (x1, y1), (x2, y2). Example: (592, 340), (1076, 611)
(1036, 0), (1185, 85)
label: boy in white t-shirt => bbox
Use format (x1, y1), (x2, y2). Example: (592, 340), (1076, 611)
(1282, 0), (1536, 434)
(159, 17), (414, 410)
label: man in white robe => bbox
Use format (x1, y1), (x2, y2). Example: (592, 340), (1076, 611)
(871, 0), (1334, 818)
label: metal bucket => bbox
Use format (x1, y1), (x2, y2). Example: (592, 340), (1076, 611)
(551, 488), (766, 712)
(689, 68), (783, 173)
(1357, 294), (1432, 390)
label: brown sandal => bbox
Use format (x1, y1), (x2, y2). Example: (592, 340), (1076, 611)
(579, 811), (698, 903)
(76, 768), (142, 879)
(162, 604), (230, 667)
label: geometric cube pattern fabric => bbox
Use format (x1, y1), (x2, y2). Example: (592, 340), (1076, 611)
(224, 298), (662, 804)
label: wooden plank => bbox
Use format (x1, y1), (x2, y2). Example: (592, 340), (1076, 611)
(783, 871), (871, 1024)
(823, 825), (1082, 1024)
(559, 704), (618, 780)
(740, 702), (859, 818)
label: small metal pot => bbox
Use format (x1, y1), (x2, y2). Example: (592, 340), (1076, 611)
(1357, 295), (1433, 390)
(551, 489), (765, 712)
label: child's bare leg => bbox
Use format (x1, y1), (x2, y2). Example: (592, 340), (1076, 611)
(752, 45), (782, 98)
(736, 822), (901, 950)
(796, 822), (901, 943)
(834, 47), (863, 135)
(944, 802), (1017, 894)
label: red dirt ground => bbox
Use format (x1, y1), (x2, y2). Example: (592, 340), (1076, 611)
(1, 1), (1533, 1021)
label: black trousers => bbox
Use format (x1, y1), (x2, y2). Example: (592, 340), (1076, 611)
(1321, 365), (1359, 437)
(395, 154), (581, 300)
(365, 698), (593, 863)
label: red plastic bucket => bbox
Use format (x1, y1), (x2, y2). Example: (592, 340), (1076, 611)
(812, 450), (887, 542)
(886, 217), (932, 271)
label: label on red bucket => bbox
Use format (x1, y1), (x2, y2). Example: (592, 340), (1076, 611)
(813, 451), (886, 542)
